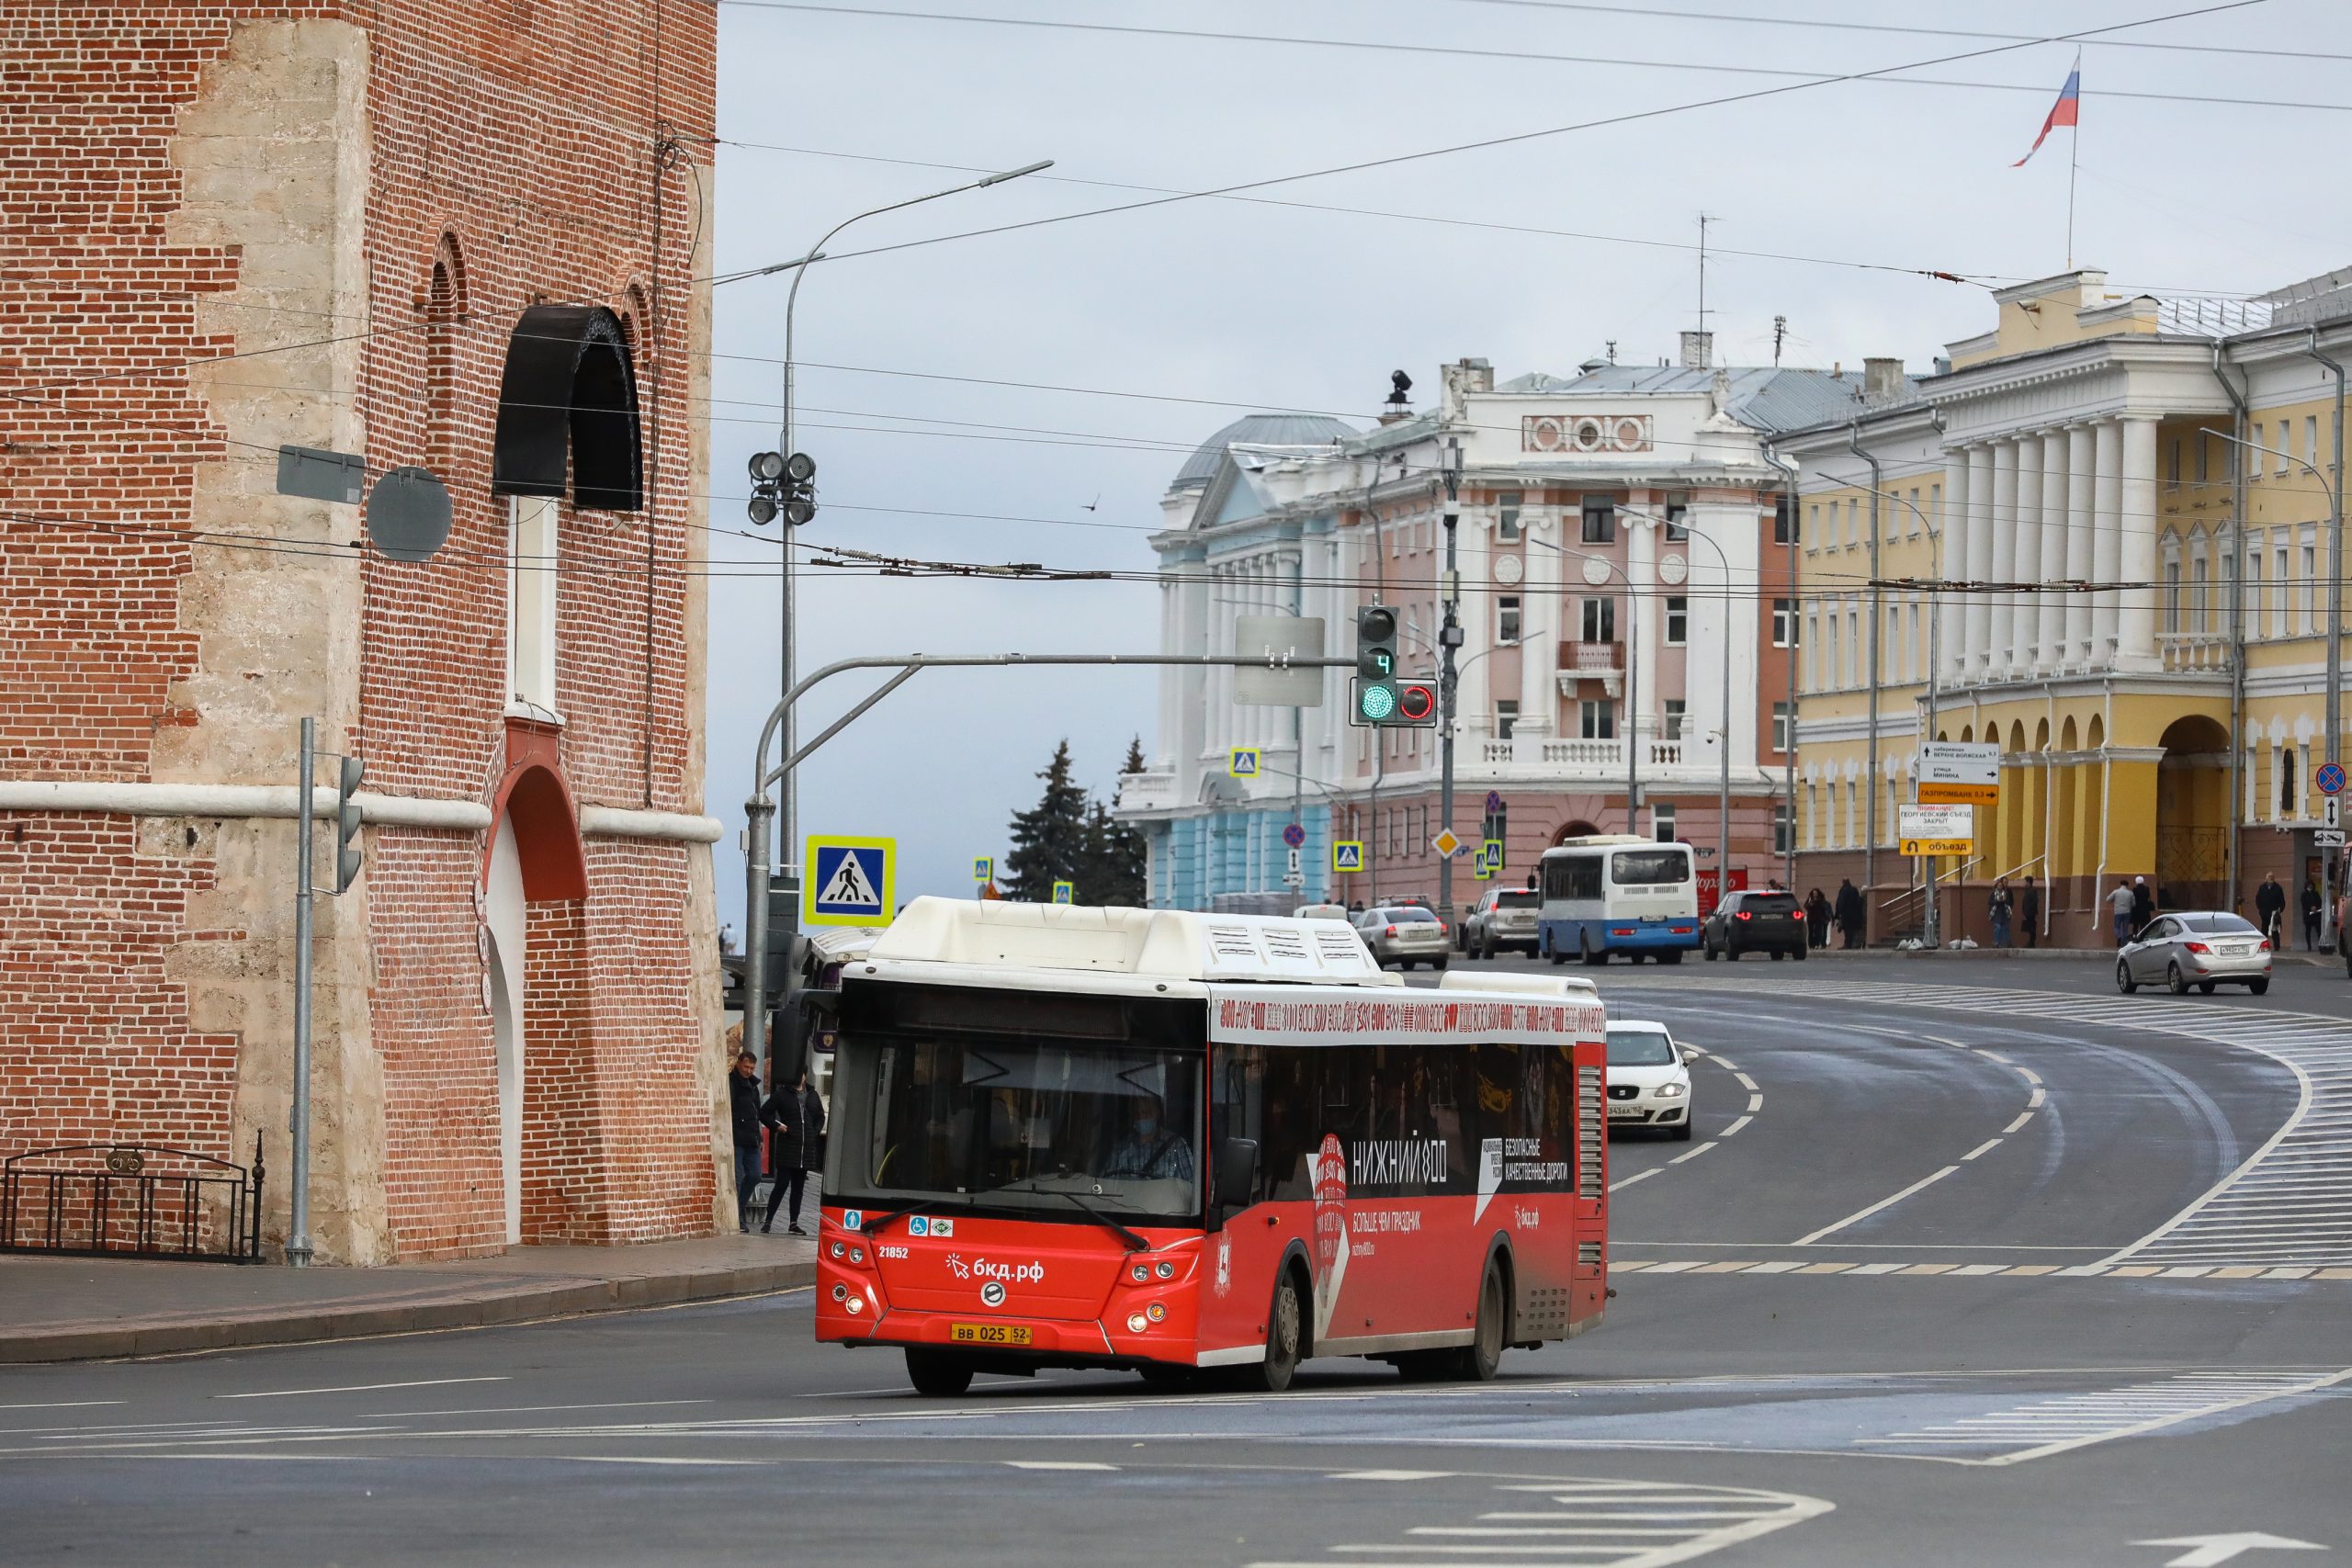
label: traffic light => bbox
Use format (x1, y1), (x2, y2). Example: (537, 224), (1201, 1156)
(334, 755), (365, 893)
(1355, 604), (1399, 724)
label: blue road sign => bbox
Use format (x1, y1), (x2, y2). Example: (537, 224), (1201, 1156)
(1486, 791), (1504, 814)
(1282, 822), (1306, 850)
(1332, 840), (1363, 873)
(2319, 761), (2346, 797)
(806, 836), (894, 927)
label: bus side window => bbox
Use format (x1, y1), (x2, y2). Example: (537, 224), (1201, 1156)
(1259, 1046), (1318, 1201)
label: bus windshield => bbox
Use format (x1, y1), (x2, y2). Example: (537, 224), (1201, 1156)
(832, 1033), (1201, 1223)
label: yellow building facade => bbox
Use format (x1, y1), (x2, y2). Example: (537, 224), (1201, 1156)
(1785, 267), (2349, 946)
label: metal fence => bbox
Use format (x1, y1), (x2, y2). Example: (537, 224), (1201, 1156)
(2, 1136), (265, 1263)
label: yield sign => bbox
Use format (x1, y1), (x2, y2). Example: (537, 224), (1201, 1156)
(1431, 828), (1463, 859)
(2133, 1534), (2327, 1566)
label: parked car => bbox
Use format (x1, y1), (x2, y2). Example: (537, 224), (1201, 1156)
(1603, 1020), (1694, 1140)
(1293, 903), (1351, 922)
(1353, 905), (1450, 970)
(1461, 887), (1542, 957)
(1701, 888), (1807, 962)
(2116, 911), (2271, 995)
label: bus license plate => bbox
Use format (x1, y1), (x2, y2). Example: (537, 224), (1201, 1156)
(950, 1323), (1033, 1347)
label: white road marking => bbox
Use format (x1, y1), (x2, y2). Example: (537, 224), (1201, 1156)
(1609, 1168), (1663, 1192)
(2132, 1531), (2329, 1565)
(1668, 1141), (1718, 1166)
(2003, 1111), (2036, 1134)
(1744, 1093), (1763, 1113)
(1962, 1139), (2003, 1161)
(216, 1377), (508, 1401)
(1005, 1460), (1117, 1470)
(1718, 1115), (1753, 1138)
(1254, 1475), (1832, 1568)
(1733, 1073), (1759, 1092)
(2016, 1066), (2043, 1086)
(358, 1400), (712, 1420)
(1328, 1471), (1456, 1482)
(1792, 1166), (1962, 1246)
(2028, 1086), (2047, 1109)
(1859, 1368), (2352, 1464)
(0, 1401), (125, 1412)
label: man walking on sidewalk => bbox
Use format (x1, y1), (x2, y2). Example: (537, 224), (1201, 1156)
(2110, 880), (2136, 947)
(2018, 875), (2041, 948)
(2256, 873), (2288, 950)
(1835, 878), (1865, 950)
(729, 1051), (764, 1234)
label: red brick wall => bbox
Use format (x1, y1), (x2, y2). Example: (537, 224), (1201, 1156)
(0, 4), (718, 1259)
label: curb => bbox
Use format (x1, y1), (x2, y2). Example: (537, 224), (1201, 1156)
(0, 1258), (817, 1365)
(1797, 947), (2338, 967)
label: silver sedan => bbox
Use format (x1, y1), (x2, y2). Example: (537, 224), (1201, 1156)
(1354, 906), (1452, 970)
(2116, 911), (2273, 996)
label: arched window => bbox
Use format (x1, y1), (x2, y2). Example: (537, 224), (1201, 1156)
(421, 236), (466, 476)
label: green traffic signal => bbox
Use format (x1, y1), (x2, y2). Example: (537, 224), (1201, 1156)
(1359, 682), (1397, 721)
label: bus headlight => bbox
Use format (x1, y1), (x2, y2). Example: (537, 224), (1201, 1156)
(1131, 1264), (1150, 1283)
(849, 1247), (865, 1263)
(845, 1296), (864, 1314)
(1126, 1314), (1148, 1333)
(1153, 1260), (1175, 1280)
(830, 1242), (845, 1259)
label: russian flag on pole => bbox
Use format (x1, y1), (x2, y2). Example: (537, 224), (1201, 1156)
(2013, 65), (2081, 166)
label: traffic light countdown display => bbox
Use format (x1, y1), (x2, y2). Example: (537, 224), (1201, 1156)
(1352, 604), (1437, 728)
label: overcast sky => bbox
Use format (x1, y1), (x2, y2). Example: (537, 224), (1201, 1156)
(700, 0), (2348, 932)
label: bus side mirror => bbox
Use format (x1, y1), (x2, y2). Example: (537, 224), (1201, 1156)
(1213, 1138), (1260, 1210)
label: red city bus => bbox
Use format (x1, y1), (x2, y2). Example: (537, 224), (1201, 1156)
(815, 897), (1610, 1396)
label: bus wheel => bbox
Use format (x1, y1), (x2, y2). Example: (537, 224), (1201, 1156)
(1580, 932), (1606, 967)
(1545, 937), (1566, 966)
(1453, 1261), (1508, 1382)
(905, 1348), (975, 1398)
(1250, 1271), (1306, 1393)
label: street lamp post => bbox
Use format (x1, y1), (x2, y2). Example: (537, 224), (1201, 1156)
(742, 157), (1050, 1077)
(1438, 439), (1464, 923)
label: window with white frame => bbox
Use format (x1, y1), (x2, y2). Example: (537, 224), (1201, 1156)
(2282, 747), (2300, 818)
(1771, 701), (1792, 752)
(2189, 553), (2208, 634)
(2278, 419), (2293, 476)
(1774, 494), (1796, 545)
(1772, 801), (1792, 856)
(1580, 596), (1616, 644)
(1497, 594), (1521, 645)
(1651, 802), (1677, 843)
(1846, 604), (1861, 686)
(1847, 781), (1860, 848)
(507, 496), (560, 713)
(1664, 494), (1690, 541)
(1773, 597), (1797, 649)
(1662, 699), (1686, 740)
(1806, 503), (1820, 549)
(1496, 698), (1520, 739)
(1845, 498), (1859, 547)
(2246, 536), (2266, 637)
(2303, 536), (2320, 633)
(2163, 556), (2182, 635)
(1579, 699), (1616, 739)
(1664, 595), (1688, 645)
(2307, 415), (2321, 472)
(1581, 498), (1615, 544)
(1824, 613), (1840, 691)
(2277, 540), (2293, 638)
(1496, 491), (1522, 541)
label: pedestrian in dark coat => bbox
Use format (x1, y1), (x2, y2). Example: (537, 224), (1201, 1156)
(1805, 888), (1832, 949)
(2301, 880), (2324, 951)
(2130, 877), (2154, 932)
(2255, 874), (2288, 947)
(2018, 876), (2041, 948)
(729, 1051), (764, 1234)
(761, 1066), (826, 1235)
(1987, 878), (2014, 948)
(1834, 879), (1865, 950)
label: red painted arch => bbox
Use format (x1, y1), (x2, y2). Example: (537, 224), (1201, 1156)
(485, 760), (589, 902)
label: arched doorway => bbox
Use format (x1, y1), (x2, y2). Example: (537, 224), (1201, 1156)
(2156, 715), (2232, 908)
(1553, 819), (1605, 845)
(483, 816), (527, 1245)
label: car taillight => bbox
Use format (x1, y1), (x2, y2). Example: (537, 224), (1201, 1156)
(1385, 925), (1398, 937)
(2258, 939), (2272, 952)
(1735, 910), (1752, 920)
(1436, 922), (1447, 932)
(2184, 941), (2211, 954)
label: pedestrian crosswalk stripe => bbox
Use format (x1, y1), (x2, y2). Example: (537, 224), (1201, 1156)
(1605, 1257), (2352, 1280)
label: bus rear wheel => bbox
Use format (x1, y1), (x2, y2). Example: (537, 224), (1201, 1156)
(905, 1348), (976, 1397)
(1246, 1270), (1306, 1393)
(1454, 1261), (1508, 1382)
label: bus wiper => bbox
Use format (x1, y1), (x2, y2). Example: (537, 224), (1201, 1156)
(989, 1181), (1149, 1253)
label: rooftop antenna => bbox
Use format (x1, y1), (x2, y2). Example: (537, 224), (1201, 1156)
(1696, 213), (1713, 336)
(1772, 314), (1787, 367)
(1606, 339), (1618, 365)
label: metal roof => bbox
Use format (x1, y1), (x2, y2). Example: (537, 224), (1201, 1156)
(1533, 364), (1904, 434)
(1170, 412), (1359, 491)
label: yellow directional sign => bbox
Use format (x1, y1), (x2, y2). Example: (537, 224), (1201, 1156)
(1898, 803), (1973, 859)
(1917, 782), (1997, 807)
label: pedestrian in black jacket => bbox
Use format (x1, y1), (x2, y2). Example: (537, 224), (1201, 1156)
(2255, 874), (2288, 947)
(729, 1051), (764, 1234)
(2301, 880), (2324, 951)
(761, 1066), (827, 1235)
(1834, 879), (1865, 949)
(2018, 876), (2041, 948)
(2130, 877), (2154, 932)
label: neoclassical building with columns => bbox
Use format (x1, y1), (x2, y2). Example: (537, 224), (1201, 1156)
(1786, 266), (2350, 945)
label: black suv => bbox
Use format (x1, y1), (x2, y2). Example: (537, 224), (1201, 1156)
(1702, 888), (1807, 961)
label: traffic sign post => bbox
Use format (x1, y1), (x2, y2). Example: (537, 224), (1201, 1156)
(1227, 746), (1261, 778)
(2317, 761), (2346, 797)
(1897, 804), (1973, 859)
(1281, 822), (1305, 850)
(1431, 828), (1463, 859)
(805, 836), (895, 928)
(1918, 740), (2000, 807)
(1332, 840), (1363, 874)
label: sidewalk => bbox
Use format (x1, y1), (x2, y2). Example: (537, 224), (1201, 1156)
(1804, 945), (2339, 966)
(0, 1229), (816, 1365)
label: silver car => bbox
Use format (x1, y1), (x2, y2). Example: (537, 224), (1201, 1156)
(1354, 905), (1451, 970)
(1462, 887), (1541, 958)
(2116, 910), (2273, 996)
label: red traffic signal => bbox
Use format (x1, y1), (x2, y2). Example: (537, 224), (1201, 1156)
(1396, 682), (1437, 723)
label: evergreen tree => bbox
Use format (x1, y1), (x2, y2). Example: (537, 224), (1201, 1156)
(1076, 799), (1148, 908)
(1121, 734), (1146, 775)
(1003, 739), (1090, 901)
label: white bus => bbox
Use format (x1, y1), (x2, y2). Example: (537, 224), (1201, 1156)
(1536, 835), (1702, 965)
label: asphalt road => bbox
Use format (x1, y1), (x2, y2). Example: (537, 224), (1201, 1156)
(4, 958), (2348, 1567)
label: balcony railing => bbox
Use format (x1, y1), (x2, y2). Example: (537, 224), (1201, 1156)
(2157, 632), (2233, 672)
(1114, 767), (1178, 811)
(1561, 640), (1622, 675)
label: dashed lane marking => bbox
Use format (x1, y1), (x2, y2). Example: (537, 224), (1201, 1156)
(1632, 978), (2352, 1268)
(216, 1377), (507, 1401)
(1792, 1165), (1962, 1246)
(1854, 1368), (2352, 1464)
(1250, 1475), (1833, 1568)
(1608, 1258), (2352, 1280)
(1005, 1460), (1118, 1470)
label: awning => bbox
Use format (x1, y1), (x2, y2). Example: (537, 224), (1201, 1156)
(491, 303), (644, 512)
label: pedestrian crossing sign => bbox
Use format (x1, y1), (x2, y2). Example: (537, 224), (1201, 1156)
(973, 856), (992, 883)
(1332, 840), (1363, 873)
(805, 836), (895, 928)
(1228, 747), (1261, 778)
(1474, 847), (1494, 881)
(1052, 880), (1074, 905)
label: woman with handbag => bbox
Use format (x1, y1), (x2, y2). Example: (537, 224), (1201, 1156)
(760, 1066), (827, 1235)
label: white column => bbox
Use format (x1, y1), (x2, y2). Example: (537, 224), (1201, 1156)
(1457, 516), (1490, 746)
(1966, 444), (1996, 676)
(2092, 420), (2124, 662)
(2065, 423), (2097, 665)
(1943, 448), (1972, 679)
(1988, 440), (2019, 678)
(2117, 414), (2162, 669)
(2011, 435), (2041, 674)
(1519, 513), (1559, 737)
(2039, 429), (2069, 671)
(1629, 517), (1657, 773)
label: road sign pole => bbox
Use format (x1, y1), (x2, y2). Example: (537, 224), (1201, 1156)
(1438, 440), (1463, 929)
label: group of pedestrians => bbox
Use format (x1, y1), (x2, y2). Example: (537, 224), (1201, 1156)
(2251, 872), (2325, 951)
(1801, 882), (1867, 949)
(1984, 874), (2042, 948)
(729, 1050), (827, 1235)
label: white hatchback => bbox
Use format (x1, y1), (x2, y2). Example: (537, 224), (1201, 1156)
(1604, 1020), (1694, 1141)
